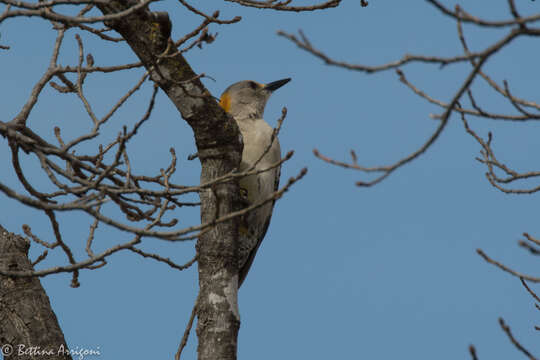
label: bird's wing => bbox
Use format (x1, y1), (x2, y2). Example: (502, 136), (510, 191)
(238, 152), (281, 288)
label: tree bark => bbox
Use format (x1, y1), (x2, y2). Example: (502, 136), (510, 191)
(96, 2), (243, 359)
(0, 225), (72, 360)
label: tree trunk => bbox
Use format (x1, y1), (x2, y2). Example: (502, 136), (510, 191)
(0, 225), (72, 360)
(96, 2), (243, 359)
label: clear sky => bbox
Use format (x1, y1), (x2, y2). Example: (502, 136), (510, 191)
(1, 1), (540, 359)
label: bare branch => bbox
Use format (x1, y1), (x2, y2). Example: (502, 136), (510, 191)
(461, 113), (540, 194)
(426, 1), (540, 28)
(178, 0), (241, 24)
(0, 0), (157, 25)
(128, 248), (196, 271)
(477, 249), (540, 283)
(278, 29), (484, 73)
(175, 295), (199, 360)
(498, 318), (537, 360)
(469, 345), (479, 360)
(226, 0), (340, 12)
(520, 278), (540, 305)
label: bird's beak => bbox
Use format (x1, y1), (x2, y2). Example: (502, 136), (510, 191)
(263, 78), (291, 92)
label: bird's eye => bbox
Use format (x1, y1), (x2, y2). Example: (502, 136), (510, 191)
(248, 81), (258, 90)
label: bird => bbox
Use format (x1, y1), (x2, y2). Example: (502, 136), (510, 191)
(218, 78), (291, 287)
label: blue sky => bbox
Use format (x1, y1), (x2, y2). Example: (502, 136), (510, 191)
(2, 1), (540, 359)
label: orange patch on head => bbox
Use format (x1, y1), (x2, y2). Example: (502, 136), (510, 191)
(219, 93), (231, 113)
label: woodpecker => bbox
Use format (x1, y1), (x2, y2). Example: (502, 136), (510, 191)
(219, 78), (291, 287)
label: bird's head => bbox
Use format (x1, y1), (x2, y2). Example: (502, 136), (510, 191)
(219, 78), (291, 119)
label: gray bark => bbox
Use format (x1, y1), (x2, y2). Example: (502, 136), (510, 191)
(0, 225), (72, 360)
(96, 2), (243, 359)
